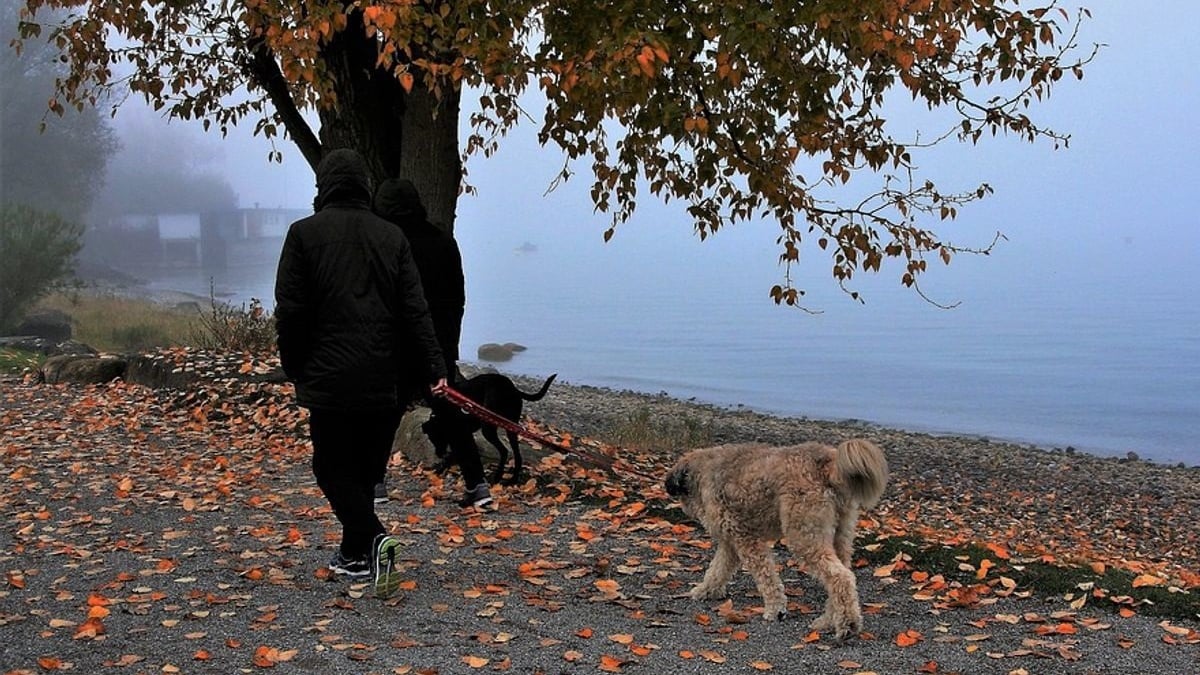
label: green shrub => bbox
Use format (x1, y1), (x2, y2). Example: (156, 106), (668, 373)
(0, 203), (83, 332)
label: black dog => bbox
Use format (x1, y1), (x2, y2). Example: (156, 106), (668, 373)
(424, 373), (557, 485)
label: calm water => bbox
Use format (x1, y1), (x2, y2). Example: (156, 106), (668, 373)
(129, 218), (1200, 467)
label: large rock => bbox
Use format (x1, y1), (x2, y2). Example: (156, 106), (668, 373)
(40, 354), (128, 385)
(476, 342), (527, 362)
(15, 309), (72, 342)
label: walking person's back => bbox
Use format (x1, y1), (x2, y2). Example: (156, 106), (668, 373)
(275, 149), (447, 592)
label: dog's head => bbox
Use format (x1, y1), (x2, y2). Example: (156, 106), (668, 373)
(664, 457), (694, 498)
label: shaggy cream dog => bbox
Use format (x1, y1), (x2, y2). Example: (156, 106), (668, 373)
(664, 439), (888, 640)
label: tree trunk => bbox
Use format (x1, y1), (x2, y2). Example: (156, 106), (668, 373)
(309, 10), (462, 234)
(398, 85), (462, 233)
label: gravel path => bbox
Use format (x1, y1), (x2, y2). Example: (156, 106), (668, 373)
(1, 364), (1197, 675)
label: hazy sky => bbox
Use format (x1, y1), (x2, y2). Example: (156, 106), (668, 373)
(109, 0), (1198, 281)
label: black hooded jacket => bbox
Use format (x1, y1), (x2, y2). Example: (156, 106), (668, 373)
(274, 150), (446, 410)
(373, 178), (466, 370)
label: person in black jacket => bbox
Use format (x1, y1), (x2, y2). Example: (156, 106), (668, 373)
(373, 178), (490, 508)
(275, 149), (448, 579)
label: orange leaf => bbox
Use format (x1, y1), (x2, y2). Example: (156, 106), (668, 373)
(599, 654), (624, 672)
(461, 655), (489, 668)
(575, 627), (594, 639)
(87, 605), (111, 620)
(895, 629), (923, 647)
(38, 656), (65, 670)
(609, 634), (634, 645)
(750, 661), (773, 671)
(1132, 574), (1164, 588)
(194, 650), (211, 660)
(399, 71), (414, 93)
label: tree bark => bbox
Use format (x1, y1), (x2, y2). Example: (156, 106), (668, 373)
(398, 85), (462, 233)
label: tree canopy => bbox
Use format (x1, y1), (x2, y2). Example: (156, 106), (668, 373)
(13, 0), (1095, 303)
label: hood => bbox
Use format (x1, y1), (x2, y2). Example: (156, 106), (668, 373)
(313, 148), (372, 210)
(373, 177), (428, 225)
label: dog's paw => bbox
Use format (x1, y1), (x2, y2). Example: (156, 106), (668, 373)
(832, 620), (861, 641)
(761, 606), (787, 622)
(689, 585), (726, 601)
(808, 613), (834, 633)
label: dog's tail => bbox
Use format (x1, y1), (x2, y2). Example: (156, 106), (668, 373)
(832, 439), (888, 508)
(518, 373), (558, 401)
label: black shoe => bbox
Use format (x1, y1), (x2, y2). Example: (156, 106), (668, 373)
(373, 481), (388, 504)
(459, 483), (493, 508)
(327, 551), (370, 577)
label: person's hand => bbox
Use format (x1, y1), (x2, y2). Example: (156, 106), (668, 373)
(430, 377), (449, 397)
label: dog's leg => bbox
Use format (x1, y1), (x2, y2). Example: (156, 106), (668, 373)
(735, 538), (787, 621)
(480, 424), (508, 485)
(783, 499), (862, 639)
(833, 506), (858, 568)
(805, 554), (861, 640)
(690, 538), (740, 601)
(504, 429), (522, 485)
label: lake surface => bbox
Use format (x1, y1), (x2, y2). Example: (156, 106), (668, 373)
(123, 216), (1199, 467)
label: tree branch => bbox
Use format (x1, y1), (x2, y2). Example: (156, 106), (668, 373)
(243, 36), (323, 172)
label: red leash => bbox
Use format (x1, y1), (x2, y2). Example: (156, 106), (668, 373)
(432, 383), (573, 453)
(431, 383), (652, 480)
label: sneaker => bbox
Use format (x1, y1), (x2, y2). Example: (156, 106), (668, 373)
(373, 480), (388, 504)
(458, 483), (493, 508)
(372, 534), (403, 599)
(327, 551), (370, 577)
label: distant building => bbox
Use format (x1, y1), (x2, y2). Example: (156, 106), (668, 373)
(85, 207), (309, 269)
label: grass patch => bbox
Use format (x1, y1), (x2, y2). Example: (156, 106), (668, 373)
(603, 409), (713, 454)
(34, 291), (276, 354)
(36, 292), (199, 352)
(0, 347), (42, 375)
(859, 534), (1199, 621)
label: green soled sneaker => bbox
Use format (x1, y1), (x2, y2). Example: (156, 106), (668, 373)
(372, 534), (402, 599)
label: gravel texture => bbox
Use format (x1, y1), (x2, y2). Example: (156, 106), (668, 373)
(1, 363), (1197, 675)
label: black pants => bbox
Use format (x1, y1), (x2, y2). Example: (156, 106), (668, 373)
(309, 407), (400, 560)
